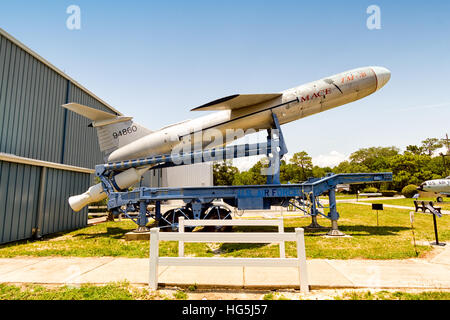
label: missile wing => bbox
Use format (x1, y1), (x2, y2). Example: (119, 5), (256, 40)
(191, 93), (282, 111)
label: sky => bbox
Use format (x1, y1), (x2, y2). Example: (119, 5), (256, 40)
(1, 0), (449, 170)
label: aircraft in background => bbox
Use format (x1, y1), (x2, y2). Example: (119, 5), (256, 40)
(418, 177), (450, 202)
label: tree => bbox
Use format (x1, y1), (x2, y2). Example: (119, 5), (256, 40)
(280, 161), (300, 183)
(232, 159), (267, 185)
(389, 153), (435, 190)
(312, 165), (332, 178)
(420, 138), (443, 156)
(289, 151), (313, 181)
(213, 161), (239, 186)
(406, 145), (423, 155)
(349, 146), (399, 171)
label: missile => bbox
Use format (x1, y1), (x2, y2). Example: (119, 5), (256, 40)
(69, 167), (150, 212)
(64, 66), (391, 211)
(105, 66), (391, 162)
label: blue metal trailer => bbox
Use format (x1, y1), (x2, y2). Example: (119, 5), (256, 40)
(95, 113), (392, 236)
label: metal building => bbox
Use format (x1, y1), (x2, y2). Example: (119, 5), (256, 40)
(0, 28), (212, 244)
(164, 163), (213, 188)
(0, 28), (124, 244)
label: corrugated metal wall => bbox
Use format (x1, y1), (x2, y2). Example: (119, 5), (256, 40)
(165, 163), (213, 187)
(0, 30), (118, 244)
(0, 34), (67, 162)
(64, 84), (114, 168)
(0, 161), (41, 243)
(0, 161), (90, 243)
(39, 167), (90, 236)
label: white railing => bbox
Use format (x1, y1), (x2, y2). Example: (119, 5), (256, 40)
(149, 224), (309, 292)
(178, 217), (286, 258)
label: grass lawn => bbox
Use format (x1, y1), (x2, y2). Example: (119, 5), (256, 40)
(1, 282), (449, 300)
(334, 290), (450, 300)
(0, 203), (448, 259)
(362, 197), (450, 210)
(0, 282), (176, 300)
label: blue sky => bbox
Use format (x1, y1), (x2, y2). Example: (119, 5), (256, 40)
(1, 0), (449, 168)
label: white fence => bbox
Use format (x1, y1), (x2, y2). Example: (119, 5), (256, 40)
(149, 220), (309, 292)
(178, 217), (286, 258)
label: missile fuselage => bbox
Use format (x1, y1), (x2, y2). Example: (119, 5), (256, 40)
(108, 66), (390, 162)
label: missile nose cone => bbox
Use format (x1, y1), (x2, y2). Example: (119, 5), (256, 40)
(371, 66), (391, 91)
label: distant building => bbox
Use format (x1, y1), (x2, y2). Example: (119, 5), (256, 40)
(164, 163), (213, 188)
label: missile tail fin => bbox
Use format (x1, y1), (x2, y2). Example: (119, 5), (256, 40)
(62, 103), (153, 158)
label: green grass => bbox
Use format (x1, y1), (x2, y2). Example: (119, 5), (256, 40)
(263, 292), (290, 300)
(334, 290), (450, 300)
(0, 203), (448, 260)
(219, 203), (449, 259)
(0, 220), (214, 258)
(0, 282), (168, 300)
(362, 197), (450, 210)
(173, 290), (188, 300)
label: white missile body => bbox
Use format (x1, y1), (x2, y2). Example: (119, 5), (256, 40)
(68, 167), (150, 212)
(106, 66), (390, 162)
(64, 66), (391, 211)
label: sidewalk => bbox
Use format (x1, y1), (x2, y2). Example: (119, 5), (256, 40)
(1, 246), (449, 290)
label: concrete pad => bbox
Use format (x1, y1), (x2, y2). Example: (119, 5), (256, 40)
(124, 231), (150, 241)
(309, 260), (355, 288)
(244, 266), (299, 289)
(243, 260), (355, 289)
(158, 266), (244, 288)
(0, 257), (115, 284)
(71, 258), (164, 284)
(430, 246), (450, 266)
(328, 259), (450, 289)
(0, 258), (51, 277)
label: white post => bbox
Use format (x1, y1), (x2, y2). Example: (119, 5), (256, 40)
(278, 217), (285, 258)
(149, 227), (160, 290)
(178, 217), (185, 257)
(295, 228), (309, 293)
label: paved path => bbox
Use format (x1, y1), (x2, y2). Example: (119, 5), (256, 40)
(341, 200), (450, 215)
(0, 246), (449, 290)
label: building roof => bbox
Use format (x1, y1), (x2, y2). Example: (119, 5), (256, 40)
(0, 27), (123, 116)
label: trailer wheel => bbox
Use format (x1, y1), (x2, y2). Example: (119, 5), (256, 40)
(158, 208), (194, 232)
(437, 196), (443, 203)
(202, 206), (233, 232)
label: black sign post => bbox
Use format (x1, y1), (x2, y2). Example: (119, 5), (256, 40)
(424, 202), (446, 246)
(372, 203), (383, 227)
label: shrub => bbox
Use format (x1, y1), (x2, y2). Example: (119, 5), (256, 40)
(381, 190), (397, 197)
(402, 185), (418, 198)
(362, 187), (378, 193)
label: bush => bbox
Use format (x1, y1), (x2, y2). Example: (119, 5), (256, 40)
(362, 187), (378, 193)
(381, 190), (397, 197)
(402, 184), (418, 198)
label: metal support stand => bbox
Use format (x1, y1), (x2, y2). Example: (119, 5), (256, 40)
(266, 113), (287, 185)
(305, 215), (327, 230)
(135, 200), (149, 233)
(431, 213), (446, 246)
(326, 188), (346, 236)
(155, 201), (161, 220)
(305, 194), (326, 229)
